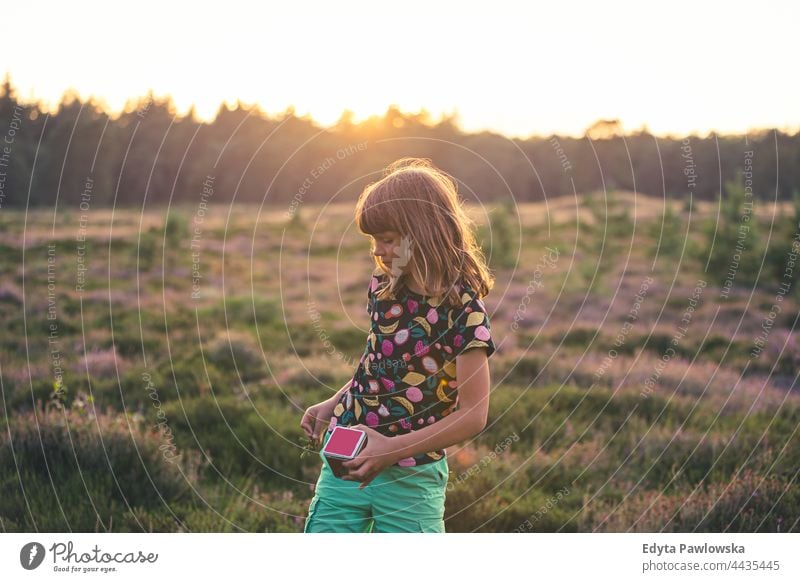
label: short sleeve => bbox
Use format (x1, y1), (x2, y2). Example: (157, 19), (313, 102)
(446, 287), (496, 358)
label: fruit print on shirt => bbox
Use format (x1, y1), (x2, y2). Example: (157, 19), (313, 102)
(329, 271), (496, 467)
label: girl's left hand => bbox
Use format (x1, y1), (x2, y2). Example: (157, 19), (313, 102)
(340, 425), (400, 488)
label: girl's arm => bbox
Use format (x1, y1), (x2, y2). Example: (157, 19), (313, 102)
(326, 379), (353, 405)
(342, 348), (491, 484)
(300, 379), (352, 441)
(390, 348), (490, 459)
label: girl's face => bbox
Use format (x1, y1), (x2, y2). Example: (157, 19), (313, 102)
(370, 231), (402, 270)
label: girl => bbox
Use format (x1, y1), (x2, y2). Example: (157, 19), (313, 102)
(300, 157), (497, 533)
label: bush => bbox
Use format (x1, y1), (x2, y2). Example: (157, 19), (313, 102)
(164, 211), (190, 247)
(0, 400), (202, 532)
(177, 474), (312, 532)
(206, 330), (265, 382)
(154, 351), (228, 400)
(160, 395), (315, 483)
(698, 179), (761, 288)
(198, 295), (282, 332)
(648, 203), (686, 259)
(498, 356), (542, 387)
(763, 217), (800, 293)
(482, 202), (517, 270)
(443, 446), (578, 532)
(584, 468), (799, 532)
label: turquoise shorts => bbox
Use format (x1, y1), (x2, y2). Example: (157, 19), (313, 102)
(304, 430), (449, 533)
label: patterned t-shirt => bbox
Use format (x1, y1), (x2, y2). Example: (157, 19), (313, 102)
(328, 270), (496, 467)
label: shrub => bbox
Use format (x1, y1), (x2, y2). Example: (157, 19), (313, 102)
(498, 356), (542, 387)
(160, 395), (314, 482)
(206, 330), (265, 382)
(648, 203), (685, 259)
(0, 400), (202, 532)
(698, 179), (762, 288)
(584, 468), (798, 532)
(482, 202), (517, 270)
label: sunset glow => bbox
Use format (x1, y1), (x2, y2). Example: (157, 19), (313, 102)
(3, 0), (799, 138)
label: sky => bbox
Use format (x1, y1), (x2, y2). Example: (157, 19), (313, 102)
(3, 0), (799, 139)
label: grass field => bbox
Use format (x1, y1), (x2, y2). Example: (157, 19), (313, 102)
(1, 193), (798, 532)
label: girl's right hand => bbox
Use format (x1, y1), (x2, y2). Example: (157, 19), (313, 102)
(300, 398), (337, 444)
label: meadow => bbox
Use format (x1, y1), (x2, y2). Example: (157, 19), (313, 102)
(1, 191), (798, 532)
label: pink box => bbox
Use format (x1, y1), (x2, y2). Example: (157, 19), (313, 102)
(322, 426), (368, 478)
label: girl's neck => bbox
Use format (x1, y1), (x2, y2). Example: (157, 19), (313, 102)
(404, 276), (446, 297)
(405, 280), (426, 296)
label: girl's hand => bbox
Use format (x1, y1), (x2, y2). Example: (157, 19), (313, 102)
(340, 424), (400, 489)
(300, 399), (337, 444)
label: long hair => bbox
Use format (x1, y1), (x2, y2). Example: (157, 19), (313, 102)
(355, 157), (494, 308)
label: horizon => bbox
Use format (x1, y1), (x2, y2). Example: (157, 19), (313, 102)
(3, 73), (796, 142)
(3, 0), (799, 141)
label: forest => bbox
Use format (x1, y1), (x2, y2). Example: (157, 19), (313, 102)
(1, 74), (798, 210)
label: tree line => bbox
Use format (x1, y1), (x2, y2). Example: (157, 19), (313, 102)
(1, 74), (798, 210)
